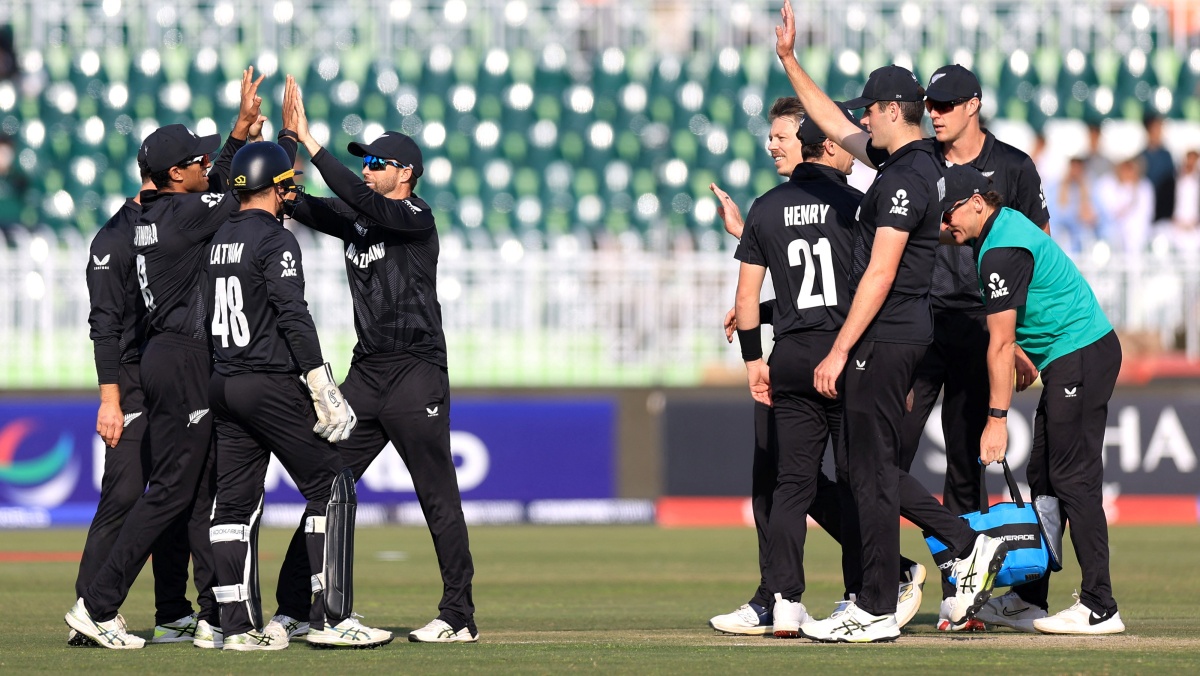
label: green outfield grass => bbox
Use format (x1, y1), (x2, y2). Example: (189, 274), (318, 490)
(1, 525), (1198, 673)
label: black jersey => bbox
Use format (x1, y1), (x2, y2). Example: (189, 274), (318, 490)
(206, 209), (324, 377)
(86, 198), (145, 384)
(735, 163), (861, 336)
(859, 139), (944, 345)
(135, 136), (244, 341)
(931, 130), (1050, 313)
(283, 146), (446, 367)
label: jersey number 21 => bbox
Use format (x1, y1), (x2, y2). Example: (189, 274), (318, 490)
(788, 237), (837, 309)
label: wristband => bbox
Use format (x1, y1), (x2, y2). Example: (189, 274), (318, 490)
(737, 327), (763, 361)
(988, 408), (1008, 419)
(278, 129), (299, 141)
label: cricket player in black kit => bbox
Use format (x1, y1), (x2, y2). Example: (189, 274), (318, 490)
(732, 106), (869, 637)
(77, 151), (198, 646)
(205, 142), (392, 650)
(898, 64), (1054, 631)
(66, 69), (265, 650)
(270, 76), (477, 643)
(710, 99), (926, 637)
(773, 0), (1007, 642)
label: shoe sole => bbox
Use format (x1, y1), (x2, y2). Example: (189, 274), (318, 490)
(801, 630), (900, 644)
(64, 617), (143, 650)
(709, 622), (772, 636)
(955, 542), (1010, 623)
(309, 636), (395, 649)
(152, 635), (198, 644)
(193, 640), (223, 649)
(1034, 622), (1126, 635)
(67, 632), (100, 647)
(407, 635), (478, 643)
(223, 642), (289, 651)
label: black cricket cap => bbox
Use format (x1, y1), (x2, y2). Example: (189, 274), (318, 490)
(799, 101), (866, 144)
(141, 123), (220, 173)
(941, 164), (992, 210)
(843, 65), (925, 109)
(925, 64), (982, 102)
(347, 131), (424, 178)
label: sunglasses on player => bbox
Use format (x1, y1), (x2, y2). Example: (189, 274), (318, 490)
(363, 155), (407, 171)
(926, 97), (973, 114)
(942, 197), (971, 224)
(177, 154), (210, 169)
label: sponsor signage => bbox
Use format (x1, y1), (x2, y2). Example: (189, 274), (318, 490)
(0, 398), (616, 527)
(663, 391), (1200, 498)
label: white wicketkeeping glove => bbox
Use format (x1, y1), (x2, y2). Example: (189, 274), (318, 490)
(302, 363), (358, 443)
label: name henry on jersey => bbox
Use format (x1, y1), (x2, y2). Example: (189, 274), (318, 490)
(209, 242), (245, 265)
(346, 242), (385, 268)
(784, 204), (831, 227)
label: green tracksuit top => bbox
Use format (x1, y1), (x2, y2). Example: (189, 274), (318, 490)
(974, 207), (1113, 370)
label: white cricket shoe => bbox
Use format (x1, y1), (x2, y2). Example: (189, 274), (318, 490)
(64, 598), (144, 650)
(975, 590), (1047, 632)
(265, 614), (310, 640)
(895, 562), (926, 629)
(947, 535), (1009, 623)
(800, 601), (900, 643)
(937, 597), (986, 632)
(1033, 594), (1125, 635)
(408, 618), (479, 643)
(152, 611), (199, 643)
(771, 593), (808, 638)
(708, 602), (772, 636)
(193, 620), (223, 649)
(308, 616), (394, 648)
(69, 613), (126, 646)
(223, 629), (288, 651)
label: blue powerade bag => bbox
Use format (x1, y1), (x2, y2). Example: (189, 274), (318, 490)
(925, 459), (1051, 588)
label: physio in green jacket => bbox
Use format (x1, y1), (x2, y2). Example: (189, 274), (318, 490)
(940, 164), (1125, 637)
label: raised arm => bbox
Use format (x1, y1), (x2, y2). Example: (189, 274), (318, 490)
(775, 0), (874, 168)
(286, 75), (436, 235)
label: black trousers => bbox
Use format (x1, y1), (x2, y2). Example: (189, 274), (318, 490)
(81, 333), (218, 624)
(276, 354), (475, 629)
(757, 333), (844, 602)
(898, 310), (990, 514)
(74, 363), (195, 626)
(840, 340), (977, 616)
(210, 372), (345, 635)
(1014, 331), (1122, 615)
(898, 310), (990, 597)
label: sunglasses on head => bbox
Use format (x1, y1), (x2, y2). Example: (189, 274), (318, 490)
(926, 97), (972, 114)
(363, 155), (406, 171)
(942, 196), (971, 224)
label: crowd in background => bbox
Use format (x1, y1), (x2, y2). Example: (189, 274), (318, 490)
(1033, 116), (1200, 260)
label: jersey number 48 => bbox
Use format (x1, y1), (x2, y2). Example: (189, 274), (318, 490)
(212, 276), (250, 348)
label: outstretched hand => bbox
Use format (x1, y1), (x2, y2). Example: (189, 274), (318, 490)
(238, 67), (265, 127)
(710, 183), (745, 239)
(285, 75), (312, 147)
(776, 0), (797, 60)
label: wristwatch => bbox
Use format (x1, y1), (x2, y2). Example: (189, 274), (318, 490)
(988, 408), (1009, 419)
